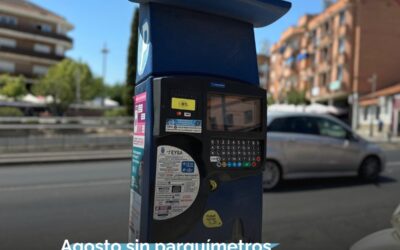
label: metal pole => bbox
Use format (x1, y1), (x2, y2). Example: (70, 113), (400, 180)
(101, 43), (109, 107)
(368, 74), (377, 137)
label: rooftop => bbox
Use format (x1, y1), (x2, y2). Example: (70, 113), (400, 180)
(0, 0), (73, 29)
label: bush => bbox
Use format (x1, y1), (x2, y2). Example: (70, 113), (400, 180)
(104, 108), (128, 117)
(0, 107), (24, 117)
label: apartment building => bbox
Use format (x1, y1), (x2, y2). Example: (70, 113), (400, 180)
(269, 0), (400, 126)
(0, 0), (73, 90)
(257, 54), (269, 91)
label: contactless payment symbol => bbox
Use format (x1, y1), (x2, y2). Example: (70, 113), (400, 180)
(181, 161), (195, 173)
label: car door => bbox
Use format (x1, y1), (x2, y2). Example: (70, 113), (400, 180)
(314, 117), (361, 172)
(279, 116), (323, 174)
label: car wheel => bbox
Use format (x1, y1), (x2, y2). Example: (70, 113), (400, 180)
(263, 160), (281, 190)
(359, 157), (381, 181)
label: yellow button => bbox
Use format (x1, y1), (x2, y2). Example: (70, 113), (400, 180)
(203, 210), (223, 228)
(171, 98), (196, 111)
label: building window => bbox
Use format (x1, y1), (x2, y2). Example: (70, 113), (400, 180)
(319, 72), (329, 87)
(339, 37), (346, 54)
(33, 65), (49, 76)
(309, 53), (315, 65)
(0, 37), (16, 48)
(34, 44), (51, 54)
(324, 21), (331, 34)
(339, 11), (346, 25)
(57, 24), (67, 35)
(308, 76), (315, 87)
(0, 60), (15, 73)
(55, 45), (65, 56)
(0, 15), (17, 25)
(289, 39), (299, 51)
(311, 30), (319, 46)
(337, 65), (343, 81)
(321, 47), (330, 62)
(36, 23), (52, 33)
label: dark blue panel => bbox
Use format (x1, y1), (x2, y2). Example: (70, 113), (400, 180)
(136, 3), (260, 85)
(178, 174), (263, 242)
(130, 0), (291, 27)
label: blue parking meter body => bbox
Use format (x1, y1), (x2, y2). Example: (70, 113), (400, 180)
(129, 0), (291, 243)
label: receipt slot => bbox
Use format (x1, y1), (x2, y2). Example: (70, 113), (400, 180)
(128, 0), (291, 243)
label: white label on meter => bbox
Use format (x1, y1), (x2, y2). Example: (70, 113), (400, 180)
(153, 146), (200, 220)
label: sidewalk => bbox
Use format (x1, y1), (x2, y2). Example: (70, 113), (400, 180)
(0, 149), (131, 165)
(358, 132), (400, 150)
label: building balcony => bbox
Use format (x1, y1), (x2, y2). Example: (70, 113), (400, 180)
(0, 23), (73, 44)
(0, 46), (65, 61)
(320, 35), (333, 48)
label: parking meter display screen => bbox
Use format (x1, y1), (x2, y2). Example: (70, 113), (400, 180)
(207, 94), (262, 132)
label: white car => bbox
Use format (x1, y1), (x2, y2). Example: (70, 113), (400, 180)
(351, 204), (400, 250)
(264, 112), (386, 190)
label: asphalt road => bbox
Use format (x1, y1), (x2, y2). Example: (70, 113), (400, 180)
(0, 150), (399, 250)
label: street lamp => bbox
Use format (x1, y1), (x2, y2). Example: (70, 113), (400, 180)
(101, 43), (109, 106)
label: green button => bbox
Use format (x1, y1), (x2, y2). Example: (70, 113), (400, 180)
(243, 162), (251, 167)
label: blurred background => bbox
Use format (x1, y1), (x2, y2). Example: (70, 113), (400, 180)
(0, 0), (399, 250)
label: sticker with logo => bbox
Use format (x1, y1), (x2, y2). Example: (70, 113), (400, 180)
(153, 146), (200, 220)
(137, 20), (150, 76)
(203, 210), (223, 228)
(129, 91), (147, 239)
(165, 119), (202, 134)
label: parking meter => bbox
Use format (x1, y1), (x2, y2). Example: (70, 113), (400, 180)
(129, 0), (291, 243)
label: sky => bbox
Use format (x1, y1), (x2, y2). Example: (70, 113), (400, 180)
(31, 0), (324, 85)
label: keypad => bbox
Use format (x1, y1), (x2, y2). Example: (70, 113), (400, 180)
(210, 139), (262, 168)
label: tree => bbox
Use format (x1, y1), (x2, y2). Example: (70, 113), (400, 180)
(105, 83), (126, 105)
(0, 75), (27, 101)
(125, 8), (139, 116)
(267, 95), (275, 106)
(286, 88), (307, 105)
(33, 59), (103, 115)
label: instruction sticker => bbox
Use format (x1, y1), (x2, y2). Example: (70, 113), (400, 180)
(153, 146), (200, 220)
(166, 119), (202, 134)
(129, 91), (147, 239)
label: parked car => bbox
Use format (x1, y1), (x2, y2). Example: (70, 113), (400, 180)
(264, 112), (386, 190)
(350, 203), (400, 250)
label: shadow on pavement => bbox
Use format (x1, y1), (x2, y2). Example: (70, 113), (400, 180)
(265, 175), (397, 193)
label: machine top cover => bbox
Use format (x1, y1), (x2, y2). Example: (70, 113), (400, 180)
(129, 0), (292, 28)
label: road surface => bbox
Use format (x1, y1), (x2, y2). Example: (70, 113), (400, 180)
(0, 150), (399, 250)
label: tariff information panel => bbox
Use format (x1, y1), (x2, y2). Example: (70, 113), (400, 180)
(153, 146), (200, 220)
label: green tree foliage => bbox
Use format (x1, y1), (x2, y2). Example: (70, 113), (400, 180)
(104, 107), (128, 117)
(267, 95), (275, 106)
(105, 84), (126, 105)
(0, 107), (24, 117)
(33, 59), (103, 115)
(125, 8), (139, 116)
(0, 75), (27, 101)
(286, 88), (307, 105)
